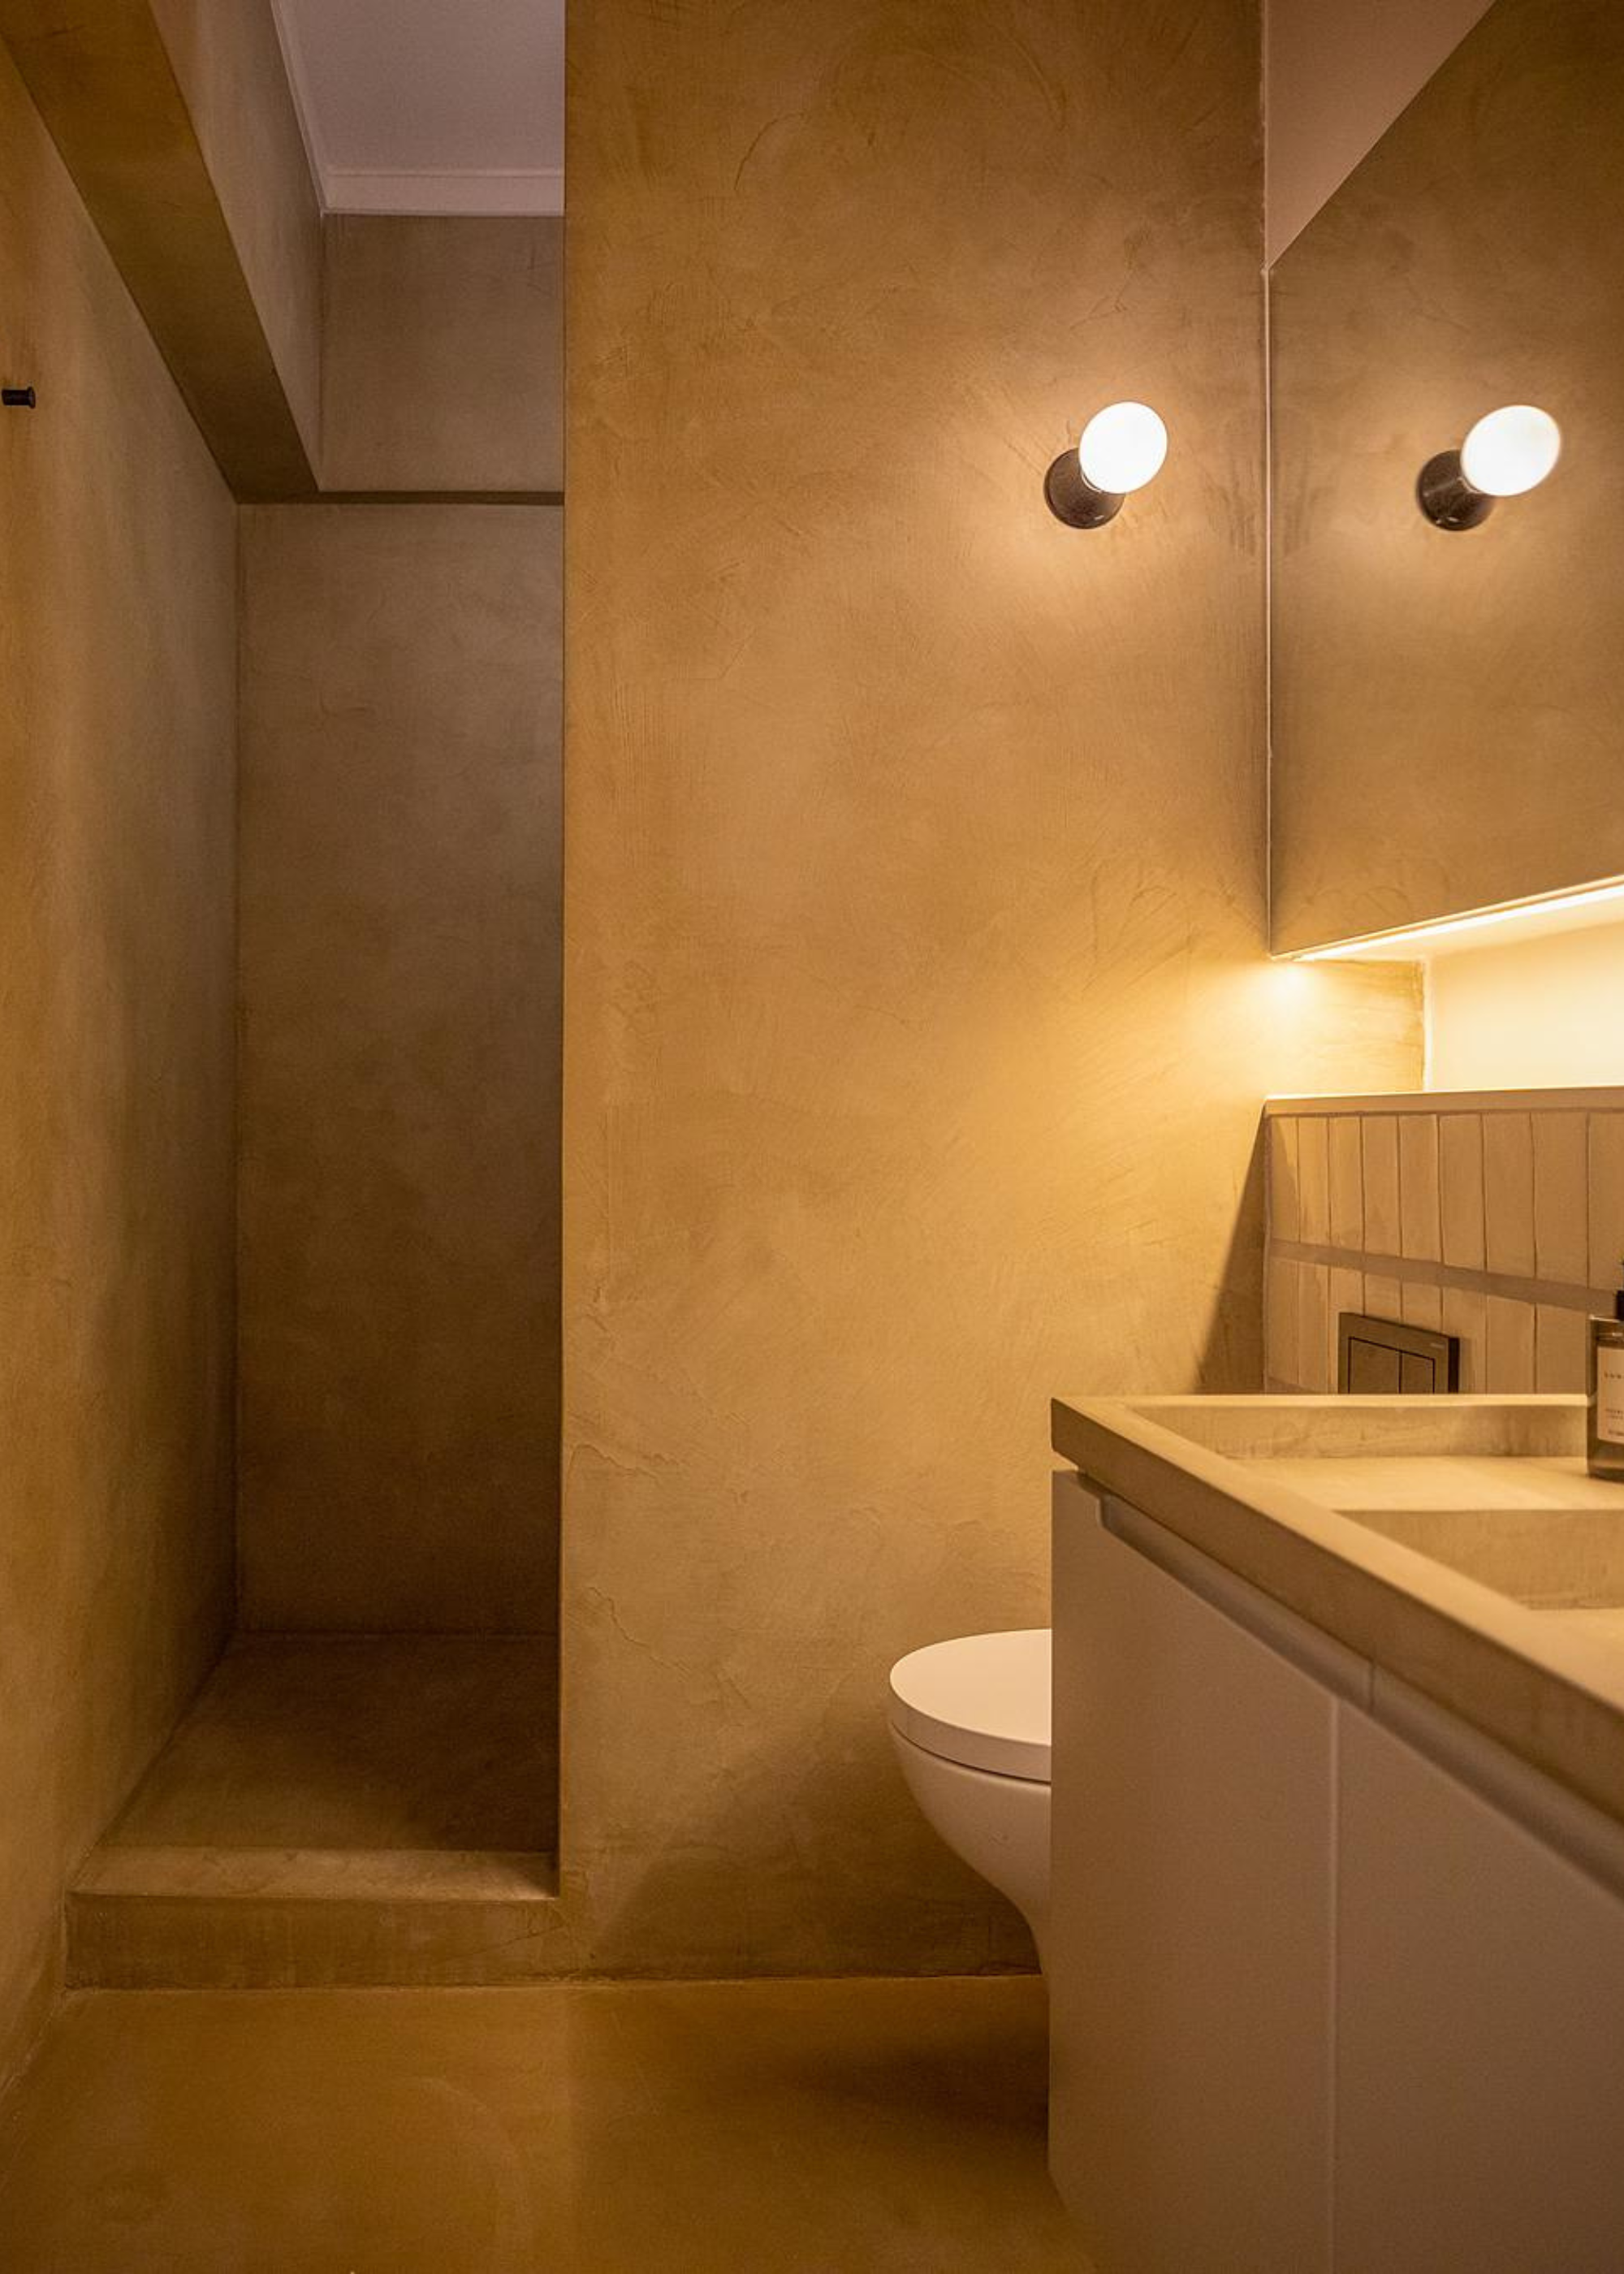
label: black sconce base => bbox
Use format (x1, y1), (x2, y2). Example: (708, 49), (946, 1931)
(1418, 449), (1494, 530)
(1044, 452), (1123, 529)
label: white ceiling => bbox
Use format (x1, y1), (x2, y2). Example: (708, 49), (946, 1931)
(271, 0), (564, 217)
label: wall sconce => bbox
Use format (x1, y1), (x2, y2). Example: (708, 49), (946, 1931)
(1045, 400), (1168, 528)
(1418, 404), (1560, 530)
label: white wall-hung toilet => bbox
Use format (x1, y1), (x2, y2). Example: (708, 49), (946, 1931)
(888, 1628), (1052, 1966)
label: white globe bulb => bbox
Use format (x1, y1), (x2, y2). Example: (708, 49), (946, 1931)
(1460, 404), (1561, 499)
(1078, 401), (1168, 496)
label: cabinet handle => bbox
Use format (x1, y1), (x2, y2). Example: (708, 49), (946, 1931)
(1102, 1494), (1371, 1706)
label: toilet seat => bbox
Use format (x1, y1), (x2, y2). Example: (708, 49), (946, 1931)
(887, 1628), (1051, 1782)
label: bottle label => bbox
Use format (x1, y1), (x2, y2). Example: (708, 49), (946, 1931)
(1599, 1346), (1624, 1446)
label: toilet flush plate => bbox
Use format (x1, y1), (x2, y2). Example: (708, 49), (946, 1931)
(1338, 1312), (1459, 1396)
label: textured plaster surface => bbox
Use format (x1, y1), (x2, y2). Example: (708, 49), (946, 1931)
(0, 41), (236, 2089)
(1272, 0), (1624, 951)
(322, 215), (563, 494)
(561, 0), (1422, 1975)
(148, 0), (325, 466)
(0, 1979), (1084, 2270)
(67, 1636), (564, 1989)
(238, 504), (563, 1633)
(0, 0), (317, 497)
(97, 1635), (557, 1852)
(1264, 0), (1496, 259)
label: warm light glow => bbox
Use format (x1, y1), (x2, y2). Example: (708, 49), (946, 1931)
(1460, 404), (1561, 499)
(1289, 875), (1624, 962)
(1078, 402), (1168, 496)
(1427, 923), (1624, 1091)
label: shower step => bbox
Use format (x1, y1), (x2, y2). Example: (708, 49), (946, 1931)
(68, 1843), (571, 1989)
(67, 1632), (573, 1988)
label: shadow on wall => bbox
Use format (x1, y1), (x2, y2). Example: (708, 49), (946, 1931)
(1197, 1123), (1268, 1394)
(562, 1662), (1039, 1981)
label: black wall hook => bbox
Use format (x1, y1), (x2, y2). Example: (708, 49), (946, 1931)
(3, 386), (37, 408)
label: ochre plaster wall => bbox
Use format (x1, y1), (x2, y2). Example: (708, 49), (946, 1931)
(0, 43), (236, 2086)
(562, 0), (1422, 1973)
(322, 216), (563, 495)
(237, 504), (563, 1636)
(149, 0), (325, 467)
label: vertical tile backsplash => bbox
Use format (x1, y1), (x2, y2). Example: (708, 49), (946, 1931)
(1589, 1115), (1624, 1293)
(1266, 1092), (1624, 1395)
(1533, 1113), (1588, 1286)
(1360, 1118), (1401, 1257)
(1482, 1113), (1535, 1277)
(1397, 1113), (1441, 1263)
(1328, 1119), (1364, 1250)
(1298, 1118), (1330, 1247)
(1438, 1115), (1487, 1271)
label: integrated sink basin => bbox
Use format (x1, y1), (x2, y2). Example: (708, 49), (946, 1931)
(1318, 1502), (1624, 1615)
(1248, 1454), (1624, 1615)
(1051, 1392), (1624, 1827)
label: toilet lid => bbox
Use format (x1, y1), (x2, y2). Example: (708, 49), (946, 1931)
(888, 1629), (1051, 1781)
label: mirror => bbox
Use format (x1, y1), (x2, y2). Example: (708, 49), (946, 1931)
(1269, 0), (1624, 954)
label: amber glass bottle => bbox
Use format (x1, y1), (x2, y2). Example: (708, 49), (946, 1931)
(1587, 1269), (1624, 1483)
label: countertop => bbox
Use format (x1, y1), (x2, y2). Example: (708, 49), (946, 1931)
(1051, 1394), (1624, 1829)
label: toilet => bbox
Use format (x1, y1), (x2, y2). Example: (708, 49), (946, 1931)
(887, 1628), (1052, 1965)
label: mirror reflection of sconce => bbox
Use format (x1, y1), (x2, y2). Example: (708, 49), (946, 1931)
(1417, 403), (1561, 530)
(1045, 400), (1168, 529)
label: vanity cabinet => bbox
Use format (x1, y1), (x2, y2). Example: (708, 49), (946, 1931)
(1049, 1474), (1342, 2274)
(1050, 1472), (1624, 2274)
(1335, 1711), (1624, 2274)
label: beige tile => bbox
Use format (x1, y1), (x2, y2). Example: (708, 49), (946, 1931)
(1298, 1118), (1331, 1247)
(1534, 1113), (1589, 1288)
(0, 1979), (1078, 2274)
(1398, 1114), (1441, 1263)
(1439, 1116), (1486, 1272)
(1482, 1113), (1535, 1279)
(1401, 1280), (1444, 1332)
(1267, 1256), (1301, 1390)
(1328, 1268), (1365, 1389)
(1269, 1118), (1301, 1245)
(1588, 1115), (1624, 1296)
(1328, 1119), (1364, 1252)
(1361, 1117), (1401, 1259)
(1363, 1273), (1403, 1326)
(1298, 1265), (1331, 1394)
(1536, 1306), (1589, 1395)
(1484, 1297), (1535, 1394)
(1264, 1114), (1301, 1246)
(1441, 1286), (1489, 1394)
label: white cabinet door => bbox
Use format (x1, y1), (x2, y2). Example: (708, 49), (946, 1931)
(1335, 1708), (1624, 2274)
(1050, 1476), (1341, 2274)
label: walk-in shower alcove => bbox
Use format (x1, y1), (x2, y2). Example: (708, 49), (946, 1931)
(67, 218), (567, 1991)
